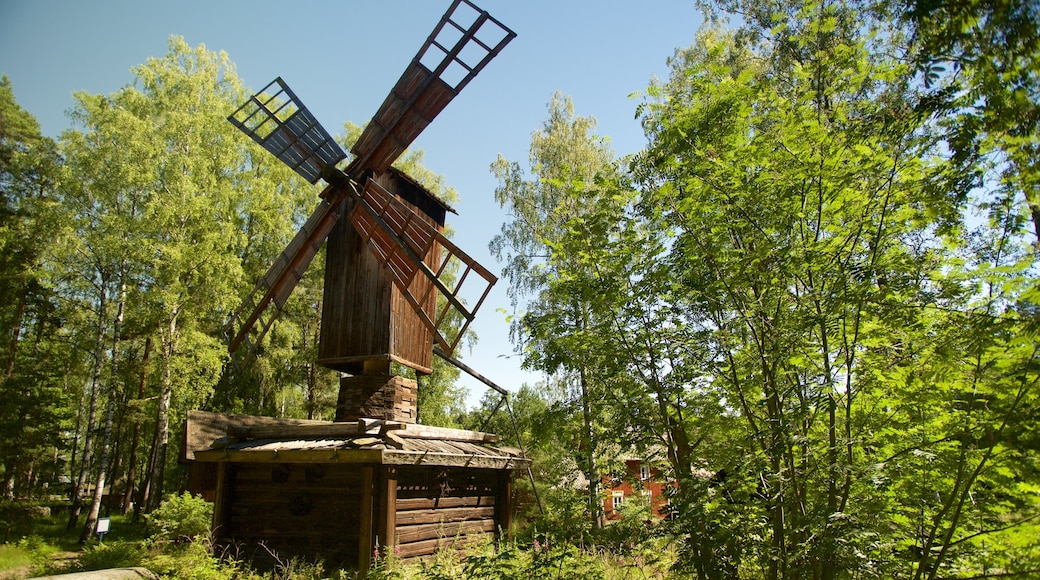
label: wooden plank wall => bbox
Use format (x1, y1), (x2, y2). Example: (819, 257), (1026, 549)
(219, 463), (364, 569)
(318, 170), (444, 376)
(393, 467), (501, 559)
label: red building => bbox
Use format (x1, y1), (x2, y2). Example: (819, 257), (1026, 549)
(602, 458), (676, 520)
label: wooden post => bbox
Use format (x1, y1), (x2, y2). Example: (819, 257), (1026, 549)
(358, 466), (375, 574)
(377, 466), (398, 554)
(495, 471), (513, 538)
(211, 462), (230, 539)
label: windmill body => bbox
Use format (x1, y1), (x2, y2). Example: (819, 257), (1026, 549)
(319, 168), (449, 377)
(221, 0), (513, 422)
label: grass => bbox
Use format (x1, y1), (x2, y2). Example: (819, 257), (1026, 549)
(0, 545), (32, 572)
(0, 509), (676, 580)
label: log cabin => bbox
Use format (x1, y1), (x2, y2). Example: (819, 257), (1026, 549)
(183, 411), (527, 571)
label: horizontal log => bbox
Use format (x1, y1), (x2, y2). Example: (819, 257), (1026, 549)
(395, 506), (495, 526)
(393, 424), (500, 443)
(396, 495), (495, 511)
(383, 451), (523, 470)
(195, 448), (383, 464)
(234, 418), (406, 440)
(395, 519), (495, 544)
(395, 533), (487, 559)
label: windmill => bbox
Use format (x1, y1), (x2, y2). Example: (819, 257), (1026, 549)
(224, 0), (515, 422)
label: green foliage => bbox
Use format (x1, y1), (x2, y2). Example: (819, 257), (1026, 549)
(146, 492), (213, 543)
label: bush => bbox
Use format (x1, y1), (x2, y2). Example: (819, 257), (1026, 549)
(72, 542), (147, 573)
(147, 492), (213, 543)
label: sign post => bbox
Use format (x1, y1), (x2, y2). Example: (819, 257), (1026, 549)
(96, 517), (110, 543)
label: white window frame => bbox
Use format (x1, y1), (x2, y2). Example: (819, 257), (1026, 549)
(612, 491), (624, 511)
(640, 463), (651, 481)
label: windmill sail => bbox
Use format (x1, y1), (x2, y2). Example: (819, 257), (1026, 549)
(349, 178), (496, 356)
(225, 187), (353, 367)
(350, 0), (515, 175)
(228, 77), (346, 184)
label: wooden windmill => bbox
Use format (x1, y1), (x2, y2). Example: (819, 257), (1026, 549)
(225, 0), (515, 422)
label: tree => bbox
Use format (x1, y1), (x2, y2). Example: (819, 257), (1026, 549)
(0, 76), (68, 500)
(57, 38), (318, 535)
(491, 92), (619, 531)
(631, 0), (1039, 576)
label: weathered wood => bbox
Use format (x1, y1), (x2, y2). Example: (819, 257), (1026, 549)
(358, 466), (375, 574)
(395, 505), (495, 526)
(219, 463), (363, 570)
(394, 532), (487, 559)
(383, 451), (521, 470)
(318, 169), (444, 376)
(395, 495), (495, 511)
(336, 374), (417, 423)
(393, 424), (500, 443)
(194, 448), (384, 464)
(234, 421), (387, 440)
(211, 462), (230, 537)
(395, 519), (495, 544)
(496, 471), (514, 534)
(377, 467), (397, 552)
(183, 410), (324, 461)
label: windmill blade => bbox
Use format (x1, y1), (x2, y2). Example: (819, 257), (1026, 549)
(229, 77), (346, 184)
(349, 178), (496, 356)
(350, 0), (516, 175)
(225, 185), (354, 365)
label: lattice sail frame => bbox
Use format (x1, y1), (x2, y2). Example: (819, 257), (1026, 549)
(228, 77), (347, 184)
(350, 179), (496, 355)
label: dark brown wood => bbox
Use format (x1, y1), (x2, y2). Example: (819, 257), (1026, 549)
(318, 170), (444, 376)
(182, 411), (324, 461)
(496, 471), (514, 535)
(395, 506), (495, 526)
(336, 374), (417, 423)
(218, 463), (364, 569)
(358, 466), (374, 573)
(395, 533), (487, 559)
(211, 462), (229, 537)
(396, 495), (495, 511)
(377, 467), (398, 551)
(395, 519), (495, 545)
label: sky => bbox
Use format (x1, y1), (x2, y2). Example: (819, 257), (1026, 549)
(0, 0), (704, 408)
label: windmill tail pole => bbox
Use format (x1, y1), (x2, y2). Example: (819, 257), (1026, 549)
(432, 347), (544, 514)
(432, 346), (508, 396)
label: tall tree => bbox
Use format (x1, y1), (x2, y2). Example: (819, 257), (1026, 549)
(632, 0), (1040, 576)
(0, 77), (68, 500)
(491, 92), (619, 531)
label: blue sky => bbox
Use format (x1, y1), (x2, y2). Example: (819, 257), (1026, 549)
(0, 0), (703, 407)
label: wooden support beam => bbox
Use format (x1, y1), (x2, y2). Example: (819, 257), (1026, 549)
(211, 462), (231, 539)
(358, 466), (375, 574)
(377, 466), (398, 553)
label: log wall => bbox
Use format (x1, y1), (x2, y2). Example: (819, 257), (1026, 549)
(218, 463), (364, 569)
(393, 467), (503, 559)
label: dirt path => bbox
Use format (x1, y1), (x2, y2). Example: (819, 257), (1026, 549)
(1, 551), (79, 580)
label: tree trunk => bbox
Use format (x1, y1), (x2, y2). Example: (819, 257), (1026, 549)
(122, 336), (151, 514)
(68, 286), (108, 531)
(146, 309), (178, 512)
(578, 364), (603, 531)
(2, 289), (27, 383)
(81, 269), (126, 543)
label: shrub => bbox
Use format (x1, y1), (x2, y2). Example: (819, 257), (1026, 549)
(147, 492), (213, 543)
(72, 542), (146, 573)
